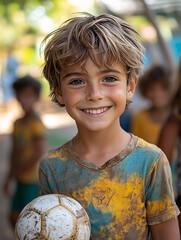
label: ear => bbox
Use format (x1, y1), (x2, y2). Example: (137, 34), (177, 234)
(126, 77), (137, 101)
(55, 87), (65, 105)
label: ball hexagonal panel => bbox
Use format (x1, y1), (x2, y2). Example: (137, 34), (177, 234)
(16, 209), (41, 239)
(43, 205), (76, 239)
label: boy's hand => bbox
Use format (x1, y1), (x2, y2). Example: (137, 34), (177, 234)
(150, 218), (180, 240)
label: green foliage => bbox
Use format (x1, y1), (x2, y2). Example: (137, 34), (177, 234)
(125, 16), (150, 31)
(0, 0), (78, 79)
(39, 77), (50, 95)
(0, 0), (48, 9)
(0, 0), (76, 48)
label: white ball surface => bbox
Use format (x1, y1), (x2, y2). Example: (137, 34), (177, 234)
(15, 194), (91, 240)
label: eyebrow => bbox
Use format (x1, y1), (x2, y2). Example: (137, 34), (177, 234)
(62, 72), (86, 80)
(62, 68), (123, 80)
(99, 69), (123, 75)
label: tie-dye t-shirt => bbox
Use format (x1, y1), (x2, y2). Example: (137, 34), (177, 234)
(39, 134), (179, 240)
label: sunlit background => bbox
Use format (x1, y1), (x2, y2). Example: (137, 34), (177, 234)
(0, 1), (181, 239)
(0, 0), (181, 133)
(0, 0), (181, 78)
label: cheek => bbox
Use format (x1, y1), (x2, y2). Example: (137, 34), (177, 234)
(108, 86), (124, 95)
(63, 89), (82, 105)
(110, 89), (127, 106)
(111, 88), (127, 99)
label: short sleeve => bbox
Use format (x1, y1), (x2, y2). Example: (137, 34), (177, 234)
(146, 152), (180, 225)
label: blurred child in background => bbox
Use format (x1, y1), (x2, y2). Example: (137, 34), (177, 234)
(131, 64), (173, 144)
(3, 75), (46, 228)
(158, 58), (181, 235)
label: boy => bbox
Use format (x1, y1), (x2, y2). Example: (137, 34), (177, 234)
(39, 13), (180, 239)
(131, 64), (172, 144)
(3, 75), (46, 228)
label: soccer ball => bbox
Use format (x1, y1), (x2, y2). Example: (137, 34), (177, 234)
(15, 194), (91, 240)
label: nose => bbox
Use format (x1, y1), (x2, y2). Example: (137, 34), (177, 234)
(86, 83), (103, 102)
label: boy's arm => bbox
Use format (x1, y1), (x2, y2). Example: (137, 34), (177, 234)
(146, 151), (180, 239)
(150, 218), (180, 240)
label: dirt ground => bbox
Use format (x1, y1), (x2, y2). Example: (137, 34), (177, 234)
(0, 98), (77, 240)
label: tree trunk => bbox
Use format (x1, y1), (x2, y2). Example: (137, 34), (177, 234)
(139, 0), (174, 70)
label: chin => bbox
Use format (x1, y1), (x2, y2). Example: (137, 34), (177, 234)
(85, 123), (115, 132)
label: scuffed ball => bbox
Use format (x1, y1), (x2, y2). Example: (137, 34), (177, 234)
(15, 194), (91, 240)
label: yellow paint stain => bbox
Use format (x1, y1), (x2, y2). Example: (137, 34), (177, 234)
(48, 148), (68, 161)
(146, 196), (174, 218)
(138, 138), (159, 152)
(73, 172), (147, 238)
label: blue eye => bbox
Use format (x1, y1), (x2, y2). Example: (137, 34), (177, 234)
(69, 79), (84, 85)
(103, 76), (117, 82)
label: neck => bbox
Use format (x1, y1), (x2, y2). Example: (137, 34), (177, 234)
(73, 123), (131, 167)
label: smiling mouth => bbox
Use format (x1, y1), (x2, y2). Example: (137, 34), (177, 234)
(82, 107), (111, 114)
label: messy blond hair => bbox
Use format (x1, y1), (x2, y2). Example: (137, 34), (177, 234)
(41, 12), (144, 105)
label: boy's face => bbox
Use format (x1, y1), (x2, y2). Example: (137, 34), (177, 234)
(56, 57), (136, 131)
(146, 82), (170, 108)
(17, 87), (38, 113)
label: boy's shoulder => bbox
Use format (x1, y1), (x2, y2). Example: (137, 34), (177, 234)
(41, 140), (72, 164)
(136, 135), (160, 150)
(135, 135), (163, 154)
(133, 135), (167, 167)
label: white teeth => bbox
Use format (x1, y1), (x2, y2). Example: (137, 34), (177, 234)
(84, 108), (108, 114)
